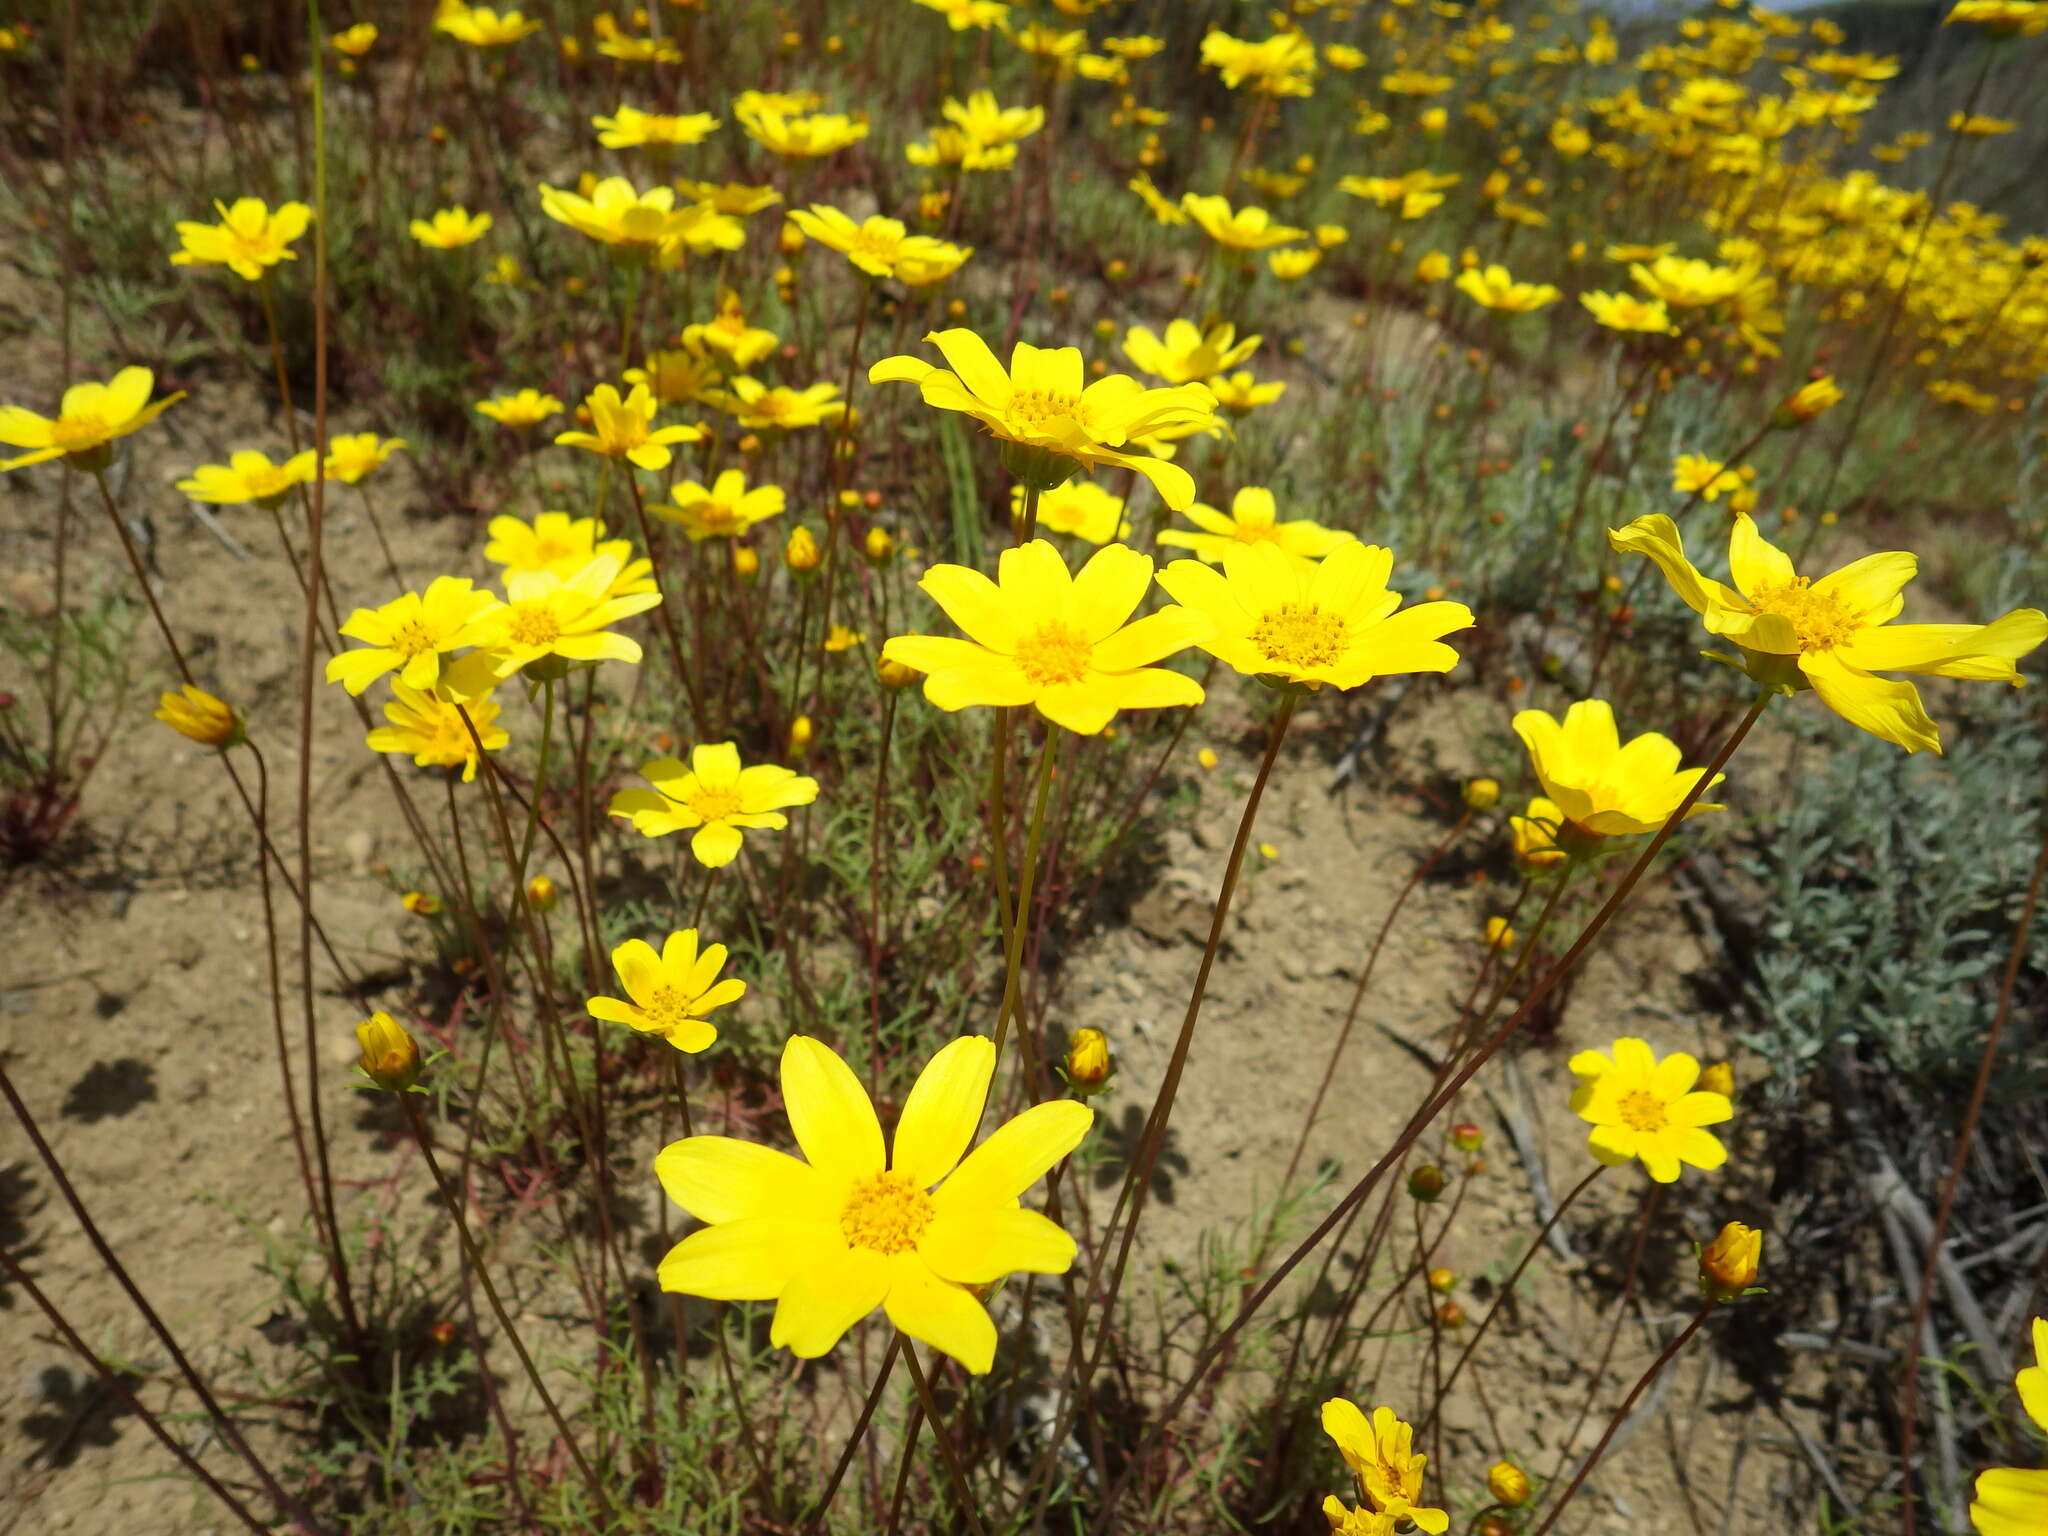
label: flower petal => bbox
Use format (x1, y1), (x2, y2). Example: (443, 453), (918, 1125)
(919, 1206), (1077, 1284)
(1069, 542), (1156, 641)
(770, 1246), (890, 1358)
(933, 1100), (1092, 1213)
(658, 1217), (841, 1300)
(655, 1135), (836, 1224)
(919, 563), (1022, 651)
(891, 1036), (996, 1188)
(882, 1254), (999, 1373)
(1726, 514), (1796, 600)
(1608, 514), (1745, 618)
(925, 328), (1013, 408)
(782, 1036), (886, 1182)
(1800, 649), (1943, 754)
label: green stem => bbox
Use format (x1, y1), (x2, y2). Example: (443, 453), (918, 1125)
(514, 676), (555, 886)
(989, 726), (1060, 1069)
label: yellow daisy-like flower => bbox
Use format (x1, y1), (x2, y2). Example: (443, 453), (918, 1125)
(1945, 0), (2048, 34)
(702, 377), (846, 432)
(880, 540), (1207, 736)
(654, 1033), (1090, 1373)
(1269, 248), (1323, 280)
(177, 448), (318, 505)
(555, 383), (706, 470)
(1581, 290), (1676, 334)
(323, 432), (407, 484)
(1181, 192), (1307, 251)
(365, 681), (508, 782)
(656, 469), (785, 540)
(1211, 371), (1286, 413)
(1971, 1319), (2048, 1536)
(434, 3), (543, 46)
(1320, 1400), (1450, 1535)
(586, 930), (743, 1052)
(1015, 481), (1128, 545)
(538, 178), (711, 252)
(609, 741), (820, 868)
(483, 511), (605, 576)
(940, 89), (1044, 146)
(1156, 541), (1472, 691)
(1128, 172), (1189, 226)
(1628, 255), (1745, 309)
(1455, 264), (1561, 312)
(736, 102), (869, 158)
(171, 197), (312, 283)
(1157, 487), (1353, 565)
(330, 22), (377, 57)
(912, 0), (1009, 28)
(1200, 29), (1318, 96)
(906, 126), (1018, 172)
(624, 345), (722, 408)
(326, 576), (501, 696)
(788, 205), (971, 285)
(0, 367), (184, 472)
(1568, 1037), (1733, 1183)
(684, 291), (779, 368)
(675, 180), (784, 218)
(1609, 513), (2046, 754)
(1121, 320), (1261, 385)
(409, 206), (493, 249)
(460, 552), (662, 684)
(1512, 699), (1722, 841)
(593, 105), (721, 148)
(1671, 453), (1743, 501)
(869, 328), (1219, 507)
(476, 388), (563, 428)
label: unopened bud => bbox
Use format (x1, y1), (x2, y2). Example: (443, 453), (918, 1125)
(1699, 1220), (1763, 1303)
(355, 1011), (422, 1091)
(1427, 1266), (1456, 1293)
(1451, 1122), (1483, 1152)
(786, 714), (814, 755)
(785, 525), (822, 573)
(155, 684), (244, 750)
(733, 545), (761, 581)
(1487, 1460), (1531, 1508)
(1484, 916), (1516, 950)
(1408, 1164), (1447, 1203)
(1063, 1028), (1113, 1095)
(1698, 1060), (1735, 1098)
(402, 890), (441, 915)
(877, 656), (918, 690)
(527, 874), (559, 912)
(863, 525), (894, 564)
(1434, 1300), (1466, 1328)
(1462, 776), (1500, 810)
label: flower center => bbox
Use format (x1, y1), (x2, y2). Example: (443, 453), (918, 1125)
(849, 228), (902, 263)
(52, 412), (110, 448)
(507, 604), (563, 648)
(391, 620), (438, 658)
(1009, 387), (1083, 429)
(1014, 623), (1094, 686)
(839, 1171), (936, 1255)
(641, 983), (694, 1028)
(1747, 576), (1858, 651)
(696, 501), (741, 532)
(1618, 1089), (1669, 1133)
(1250, 603), (1349, 669)
(688, 784), (744, 821)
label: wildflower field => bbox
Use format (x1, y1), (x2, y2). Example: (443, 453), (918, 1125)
(3, 0), (2047, 1531)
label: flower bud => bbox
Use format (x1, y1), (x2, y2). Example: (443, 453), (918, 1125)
(401, 890), (441, 915)
(1775, 374), (1843, 428)
(1427, 1266), (1456, 1293)
(527, 874), (559, 912)
(1407, 1164), (1447, 1203)
(733, 545), (761, 581)
(155, 684), (244, 749)
(1699, 1220), (1762, 1303)
(785, 525), (822, 574)
(863, 525), (894, 564)
(1484, 916), (1516, 950)
(1063, 1028), (1113, 1096)
(1462, 776), (1500, 810)
(787, 714), (814, 755)
(1698, 1060), (1734, 1098)
(1487, 1460), (1531, 1508)
(877, 656), (918, 690)
(1479, 1517), (1515, 1536)
(1434, 1300), (1466, 1328)
(1197, 747), (1218, 770)
(355, 1011), (422, 1091)
(1450, 1122), (1483, 1152)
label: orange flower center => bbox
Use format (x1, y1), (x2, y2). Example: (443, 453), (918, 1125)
(687, 783), (744, 822)
(840, 1172), (936, 1255)
(507, 603), (563, 648)
(391, 620), (438, 658)
(1747, 576), (1858, 651)
(1014, 622), (1094, 686)
(1618, 1088), (1669, 1133)
(1251, 603), (1348, 670)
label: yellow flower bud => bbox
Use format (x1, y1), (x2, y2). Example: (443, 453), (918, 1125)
(1063, 1027), (1113, 1095)
(733, 545), (761, 581)
(877, 656), (918, 691)
(1427, 1266), (1456, 1293)
(1435, 1299), (1467, 1328)
(1484, 916), (1516, 950)
(785, 525), (822, 573)
(779, 219), (806, 256)
(1197, 747), (1218, 771)
(1451, 1121), (1483, 1152)
(787, 714), (814, 755)
(1699, 1220), (1762, 1303)
(401, 890), (441, 915)
(355, 1011), (422, 1092)
(527, 874), (559, 912)
(154, 684), (244, 749)
(1698, 1060), (1734, 1098)
(863, 525), (894, 564)
(1487, 1460), (1531, 1508)
(1462, 776), (1500, 810)
(1776, 374), (1844, 428)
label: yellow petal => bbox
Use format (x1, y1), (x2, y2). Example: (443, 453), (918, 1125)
(881, 1254), (998, 1373)
(690, 821), (746, 867)
(1090, 608), (1209, 671)
(1608, 514), (1744, 618)
(770, 1246), (889, 1358)
(891, 1036), (995, 1188)
(1726, 514), (1796, 599)
(782, 1035), (885, 1181)
(918, 563), (1021, 651)
(658, 1217), (840, 1300)
(918, 1206), (1077, 1285)
(934, 1100), (1091, 1213)
(1069, 542), (1155, 641)
(1799, 649), (1942, 754)
(655, 1135), (834, 1223)
(923, 328), (1012, 407)
(1813, 548), (1917, 618)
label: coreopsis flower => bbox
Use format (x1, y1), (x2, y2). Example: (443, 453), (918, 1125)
(1777, 375), (1844, 425)
(323, 432), (407, 484)
(593, 105), (720, 148)
(409, 206), (492, 249)
(788, 206), (971, 285)
(1610, 513), (2046, 754)
(435, 3), (541, 44)
(1414, 251), (1452, 284)
(177, 448), (318, 506)
(1157, 487), (1353, 565)
(1581, 290), (1676, 333)
(1971, 1319), (2048, 1536)
(1128, 173), (1189, 226)
(538, 178), (713, 252)
(1945, 0), (2048, 34)
(657, 469), (785, 540)
(906, 126), (1018, 172)
(653, 1034), (1090, 1372)
(330, 22), (377, 56)
(684, 290), (779, 368)
(595, 30), (681, 64)
(476, 388), (563, 428)
(1011, 22), (1086, 66)
(555, 383), (706, 470)
(913, 0), (1010, 28)
(1211, 371), (1286, 413)
(1181, 193), (1308, 251)
(737, 101), (868, 158)
(1270, 249), (1322, 280)
(155, 684), (243, 749)
(1509, 797), (1568, 867)
(1200, 28), (1318, 95)
(624, 345), (722, 408)
(354, 1012), (423, 1091)
(676, 180), (783, 217)
(785, 526), (822, 573)
(171, 198), (311, 282)
(1568, 1037), (1733, 1183)
(1512, 699), (1722, 844)
(1456, 264), (1561, 312)
(869, 328), (1219, 506)
(484, 512), (605, 576)
(459, 552), (662, 683)
(941, 89), (1044, 146)
(1671, 454), (1744, 502)
(1122, 320), (1261, 384)
(326, 577), (501, 695)
(1699, 1220), (1763, 1302)
(365, 681), (508, 781)
(1629, 255), (1745, 309)
(1321, 1400), (1450, 1534)
(0, 367), (184, 472)
(702, 377), (845, 432)
(1018, 481), (1128, 544)
(1156, 541), (1471, 691)
(586, 929), (743, 1052)
(880, 540), (1205, 735)
(609, 741), (819, 867)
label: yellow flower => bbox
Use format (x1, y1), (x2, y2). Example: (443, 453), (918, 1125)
(1122, 320), (1261, 385)
(330, 22), (378, 56)
(869, 328), (1219, 507)
(1157, 487), (1352, 565)
(1629, 254), (1745, 309)
(365, 681), (508, 782)
(1211, 371), (1287, 413)
(1609, 513), (2046, 754)
(657, 469), (785, 540)
(1129, 172), (1189, 226)
(1414, 251), (1451, 284)
(737, 101), (868, 158)
(675, 180), (784, 217)
(684, 290), (780, 368)
(155, 684), (243, 749)
(1181, 192), (1308, 251)
(476, 388), (563, 428)
(609, 741), (820, 867)
(1971, 1319), (2048, 1536)
(1949, 112), (2016, 136)
(1156, 541), (1471, 691)
(1382, 68), (1453, 94)
(327, 576), (501, 695)
(1581, 290), (1676, 333)
(1269, 248), (1322, 280)
(595, 31), (680, 63)
(1945, 0), (2048, 34)
(538, 177), (714, 252)
(1200, 29), (1318, 96)
(1509, 796), (1568, 866)
(1512, 699), (1722, 840)
(1011, 22), (1087, 65)
(555, 383), (706, 470)
(1484, 916), (1516, 950)
(409, 206), (493, 249)
(1778, 375), (1844, 424)
(593, 105), (721, 148)
(586, 930), (743, 1052)
(1321, 1400), (1450, 1534)
(459, 553), (662, 683)
(434, 3), (542, 45)
(1550, 120), (1591, 158)
(906, 126), (1016, 171)
(1063, 1028), (1113, 1094)
(1016, 481), (1129, 544)
(940, 89), (1044, 146)
(354, 1012), (423, 1091)
(0, 367), (184, 472)
(1487, 1461), (1531, 1508)
(1699, 1220), (1762, 1302)
(654, 1034), (1090, 1372)
(788, 205), (971, 285)
(1325, 42), (1366, 69)
(484, 511), (603, 576)
(881, 540), (1205, 735)
(1671, 452), (1745, 501)
(1569, 1037), (1733, 1182)
(323, 432), (407, 484)
(912, 0), (1010, 29)
(177, 448), (318, 505)
(702, 377), (845, 432)
(171, 197), (312, 282)
(1455, 264), (1560, 312)
(622, 345), (721, 408)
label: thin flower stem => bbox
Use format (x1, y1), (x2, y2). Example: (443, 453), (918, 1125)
(1014, 481), (1042, 542)
(806, 1334), (903, 1533)
(623, 472), (709, 737)
(990, 726), (1060, 1072)
(986, 708), (1016, 953)
(901, 1343), (994, 1536)
(866, 686), (900, 1078)
(514, 676), (555, 884)
(256, 272), (302, 456)
(1544, 1180), (1663, 1490)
